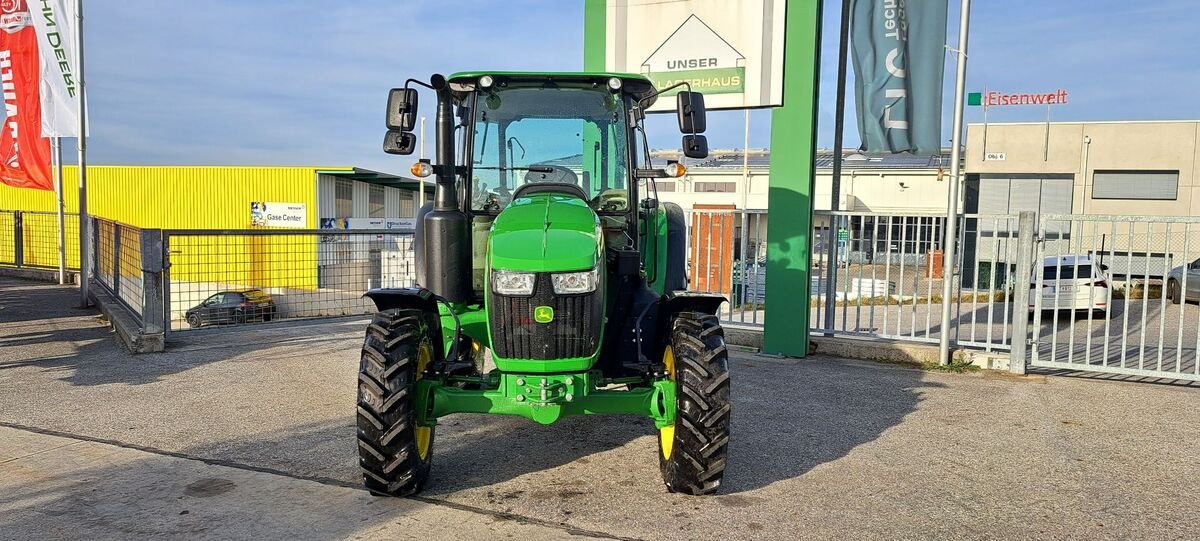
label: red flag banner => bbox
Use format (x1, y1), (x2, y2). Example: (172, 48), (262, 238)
(0, 0), (51, 191)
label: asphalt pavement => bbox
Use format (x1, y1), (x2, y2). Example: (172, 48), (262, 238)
(2, 277), (1199, 540)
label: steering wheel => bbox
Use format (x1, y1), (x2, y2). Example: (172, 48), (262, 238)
(523, 165), (578, 185)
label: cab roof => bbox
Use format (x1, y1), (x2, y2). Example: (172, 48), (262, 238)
(447, 71), (658, 105)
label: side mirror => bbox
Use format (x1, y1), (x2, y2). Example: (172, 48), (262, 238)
(676, 91), (707, 134)
(682, 134), (709, 159)
(383, 130), (416, 155)
(386, 88), (418, 131)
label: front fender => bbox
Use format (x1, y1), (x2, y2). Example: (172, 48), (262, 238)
(363, 287), (440, 313)
(660, 290), (727, 318)
(362, 287), (447, 363)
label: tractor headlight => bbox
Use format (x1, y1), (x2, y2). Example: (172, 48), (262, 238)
(552, 268), (600, 294)
(492, 270), (536, 295)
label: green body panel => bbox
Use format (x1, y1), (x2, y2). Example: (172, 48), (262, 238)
(448, 70), (650, 84)
(416, 371), (675, 427)
(447, 71), (658, 107)
(487, 194), (601, 272)
(437, 304), (489, 357)
(640, 206), (671, 295)
(485, 193), (606, 372)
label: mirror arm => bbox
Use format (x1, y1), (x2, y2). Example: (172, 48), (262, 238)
(404, 78), (436, 92)
(636, 81), (692, 111)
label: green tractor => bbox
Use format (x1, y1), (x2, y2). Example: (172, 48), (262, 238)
(358, 72), (730, 497)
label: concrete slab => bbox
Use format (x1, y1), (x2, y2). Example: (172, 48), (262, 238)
(0, 427), (585, 540)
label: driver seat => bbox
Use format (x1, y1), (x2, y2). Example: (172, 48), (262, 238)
(512, 182), (588, 202)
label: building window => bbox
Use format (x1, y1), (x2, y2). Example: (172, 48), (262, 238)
(335, 179), (353, 218)
(656, 181), (677, 192)
(369, 185), (386, 217)
(1092, 170), (1179, 200)
(696, 182), (736, 193)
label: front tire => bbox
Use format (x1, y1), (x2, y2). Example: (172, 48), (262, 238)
(1168, 279), (1181, 305)
(357, 308), (435, 497)
(186, 313), (202, 328)
(658, 312), (730, 495)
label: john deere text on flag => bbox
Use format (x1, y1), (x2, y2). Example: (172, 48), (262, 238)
(850, 0), (948, 155)
(30, 0), (83, 137)
(0, 0), (52, 190)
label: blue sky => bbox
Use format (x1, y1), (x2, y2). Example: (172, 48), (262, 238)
(72, 0), (1199, 174)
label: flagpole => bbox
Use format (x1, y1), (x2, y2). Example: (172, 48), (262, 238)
(938, 0), (972, 365)
(52, 137), (65, 284)
(75, 0), (89, 306)
(823, 0), (851, 334)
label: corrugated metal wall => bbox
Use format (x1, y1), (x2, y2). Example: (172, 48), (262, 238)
(1, 165), (333, 228)
(314, 173), (416, 220)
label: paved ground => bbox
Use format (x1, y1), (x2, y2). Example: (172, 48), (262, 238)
(3, 277), (1200, 539)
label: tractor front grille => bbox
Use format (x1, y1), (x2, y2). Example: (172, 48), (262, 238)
(490, 273), (602, 360)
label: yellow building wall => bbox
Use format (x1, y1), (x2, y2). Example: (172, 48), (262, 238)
(1, 165), (350, 291)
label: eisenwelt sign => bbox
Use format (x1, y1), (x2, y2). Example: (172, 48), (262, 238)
(969, 89), (1069, 107)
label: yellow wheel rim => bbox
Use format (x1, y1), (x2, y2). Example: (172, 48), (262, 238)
(415, 342), (433, 461)
(660, 345), (676, 460)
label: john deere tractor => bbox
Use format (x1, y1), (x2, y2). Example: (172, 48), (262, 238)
(357, 72), (729, 497)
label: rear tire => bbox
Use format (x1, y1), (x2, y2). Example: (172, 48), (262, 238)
(357, 308), (435, 497)
(658, 312), (730, 495)
(1168, 279), (1181, 305)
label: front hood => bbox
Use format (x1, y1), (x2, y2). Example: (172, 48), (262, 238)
(489, 194), (600, 273)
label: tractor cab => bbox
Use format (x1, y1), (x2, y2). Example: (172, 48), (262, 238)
(357, 72), (730, 498)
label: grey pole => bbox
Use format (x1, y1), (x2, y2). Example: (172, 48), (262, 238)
(938, 0), (972, 364)
(1008, 211), (1036, 375)
(823, 0), (851, 334)
(53, 137), (65, 284)
(76, 0), (89, 306)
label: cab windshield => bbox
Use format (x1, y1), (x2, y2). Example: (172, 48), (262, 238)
(469, 85), (631, 213)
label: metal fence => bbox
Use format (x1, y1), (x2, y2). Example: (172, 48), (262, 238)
(683, 209), (768, 327)
(20, 207), (1199, 381)
(92, 218), (148, 318)
(0, 210), (80, 271)
(811, 210), (1017, 351)
(162, 228), (417, 332)
(1026, 214), (1200, 381)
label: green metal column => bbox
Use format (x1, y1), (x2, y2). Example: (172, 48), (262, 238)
(763, 1), (823, 357)
(582, 0), (606, 191)
(583, 0), (605, 71)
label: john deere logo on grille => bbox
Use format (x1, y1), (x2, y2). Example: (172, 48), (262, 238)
(533, 306), (554, 324)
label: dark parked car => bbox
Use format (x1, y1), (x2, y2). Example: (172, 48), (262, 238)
(185, 289), (277, 328)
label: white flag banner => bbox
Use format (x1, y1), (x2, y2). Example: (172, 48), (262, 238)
(30, 0), (86, 137)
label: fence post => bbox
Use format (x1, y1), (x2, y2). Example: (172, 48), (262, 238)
(1008, 211), (1037, 374)
(161, 232), (171, 337)
(111, 223), (122, 297)
(13, 211), (22, 267)
(91, 218), (100, 281)
(139, 229), (166, 351)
